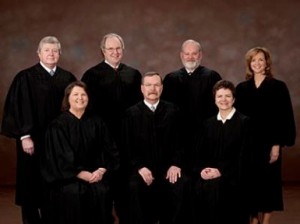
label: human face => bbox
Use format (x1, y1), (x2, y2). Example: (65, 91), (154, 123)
(141, 75), (163, 104)
(215, 88), (234, 113)
(250, 52), (267, 76)
(102, 36), (123, 67)
(180, 42), (202, 71)
(38, 43), (60, 69)
(69, 86), (89, 112)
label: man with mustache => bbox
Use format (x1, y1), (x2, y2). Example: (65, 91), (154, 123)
(162, 39), (222, 173)
(122, 72), (192, 224)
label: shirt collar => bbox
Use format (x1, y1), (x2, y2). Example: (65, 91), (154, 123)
(105, 60), (119, 69)
(144, 100), (159, 110)
(40, 62), (56, 73)
(217, 107), (236, 123)
(185, 69), (194, 74)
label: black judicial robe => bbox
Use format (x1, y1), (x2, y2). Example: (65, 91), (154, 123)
(1, 63), (76, 207)
(162, 66), (222, 171)
(235, 78), (296, 212)
(123, 100), (183, 176)
(81, 61), (142, 145)
(193, 111), (252, 224)
(122, 100), (191, 224)
(82, 61), (142, 220)
(41, 111), (119, 224)
(162, 66), (222, 133)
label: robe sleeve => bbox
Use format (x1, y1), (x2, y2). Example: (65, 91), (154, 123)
(41, 121), (79, 183)
(277, 82), (296, 147)
(98, 118), (120, 172)
(1, 73), (34, 138)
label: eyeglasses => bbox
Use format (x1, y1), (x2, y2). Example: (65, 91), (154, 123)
(104, 47), (123, 53)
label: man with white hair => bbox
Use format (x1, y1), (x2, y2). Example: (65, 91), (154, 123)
(1, 36), (76, 224)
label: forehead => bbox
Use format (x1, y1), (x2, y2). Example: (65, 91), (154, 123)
(182, 43), (200, 53)
(252, 51), (265, 59)
(216, 88), (232, 95)
(40, 43), (59, 49)
(105, 36), (122, 47)
(143, 75), (162, 84)
(71, 86), (86, 93)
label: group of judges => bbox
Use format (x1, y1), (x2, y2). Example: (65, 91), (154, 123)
(1, 33), (296, 224)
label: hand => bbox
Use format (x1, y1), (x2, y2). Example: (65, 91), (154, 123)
(166, 166), (181, 184)
(200, 167), (221, 180)
(21, 137), (34, 155)
(138, 167), (154, 186)
(89, 168), (106, 183)
(77, 171), (93, 182)
(269, 145), (280, 163)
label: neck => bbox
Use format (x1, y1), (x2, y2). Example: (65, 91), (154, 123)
(69, 109), (85, 119)
(254, 73), (266, 87)
(145, 99), (158, 105)
(219, 108), (232, 119)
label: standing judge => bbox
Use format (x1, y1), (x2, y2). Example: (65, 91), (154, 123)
(1, 36), (76, 224)
(162, 39), (222, 172)
(81, 33), (142, 221)
(235, 47), (296, 224)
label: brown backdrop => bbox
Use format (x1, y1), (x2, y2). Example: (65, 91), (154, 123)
(1, 0), (299, 185)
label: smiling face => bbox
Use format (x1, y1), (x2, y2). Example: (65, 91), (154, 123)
(69, 86), (89, 113)
(180, 41), (202, 71)
(38, 43), (60, 69)
(215, 88), (235, 113)
(250, 51), (267, 76)
(141, 74), (163, 105)
(102, 36), (124, 67)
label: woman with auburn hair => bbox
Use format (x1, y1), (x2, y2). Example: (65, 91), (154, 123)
(235, 47), (296, 224)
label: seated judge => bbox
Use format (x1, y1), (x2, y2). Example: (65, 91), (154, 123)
(193, 80), (252, 224)
(41, 81), (119, 224)
(122, 72), (192, 224)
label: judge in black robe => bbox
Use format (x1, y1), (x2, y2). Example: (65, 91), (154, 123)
(122, 72), (192, 224)
(41, 81), (119, 224)
(193, 80), (252, 224)
(81, 33), (142, 220)
(235, 47), (296, 224)
(162, 39), (221, 172)
(0, 36), (76, 224)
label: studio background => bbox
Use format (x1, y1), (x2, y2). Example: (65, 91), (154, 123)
(0, 0), (299, 185)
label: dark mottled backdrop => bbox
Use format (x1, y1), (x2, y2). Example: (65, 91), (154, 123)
(1, 0), (299, 184)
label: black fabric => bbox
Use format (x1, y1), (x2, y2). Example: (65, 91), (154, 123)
(81, 61), (142, 220)
(162, 66), (222, 172)
(193, 111), (252, 224)
(1, 63), (76, 207)
(81, 61), (142, 145)
(122, 100), (193, 224)
(41, 111), (119, 224)
(235, 77), (296, 212)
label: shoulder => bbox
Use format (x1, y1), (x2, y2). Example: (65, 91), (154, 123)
(124, 101), (144, 115)
(236, 80), (251, 89)
(159, 100), (179, 111)
(9, 64), (40, 84)
(267, 78), (288, 88)
(164, 68), (185, 78)
(82, 62), (105, 76)
(195, 66), (221, 78)
(119, 63), (141, 75)
(56, 66), (75, 76)
(233, 110), (250, 122)
(48, 112), (71, 129)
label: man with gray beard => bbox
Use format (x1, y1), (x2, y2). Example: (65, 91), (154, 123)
(162, 39), (222, 173)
